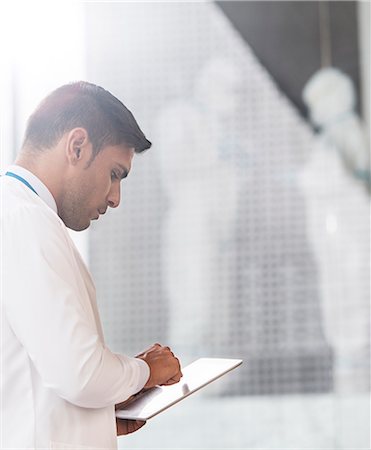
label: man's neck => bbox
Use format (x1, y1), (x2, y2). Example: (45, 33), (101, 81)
(15, 151), (61, 210)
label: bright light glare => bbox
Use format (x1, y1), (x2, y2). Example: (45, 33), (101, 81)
(326, 213), (338, 234)
(0, 1), (88, 260)
(1, 1), (86, 138)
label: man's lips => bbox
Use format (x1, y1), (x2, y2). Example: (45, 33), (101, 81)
(92, 209), (107, 220)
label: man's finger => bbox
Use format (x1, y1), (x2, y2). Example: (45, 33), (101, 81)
(163, 372), (182, 385)
(135, 343), (162, 358)
(135, 420), (146, 429)
(163, 378), (178, 385)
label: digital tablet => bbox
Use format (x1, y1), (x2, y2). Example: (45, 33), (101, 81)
(115, 357), (243, 421)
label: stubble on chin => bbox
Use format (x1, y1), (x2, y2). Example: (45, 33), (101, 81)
(58, 188), (90, 231)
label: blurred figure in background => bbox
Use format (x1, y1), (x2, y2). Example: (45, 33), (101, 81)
(155, 57), (242, 360)
(300, 68), (370, 392)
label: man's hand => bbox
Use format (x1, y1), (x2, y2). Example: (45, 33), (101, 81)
(116, 418), (146, 436)
(136, 343), (182, 389)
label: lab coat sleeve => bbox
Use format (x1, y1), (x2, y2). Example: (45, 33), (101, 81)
(3, 203), (150, 408)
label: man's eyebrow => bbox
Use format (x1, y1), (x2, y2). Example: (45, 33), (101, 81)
(117, 163), (129, 179)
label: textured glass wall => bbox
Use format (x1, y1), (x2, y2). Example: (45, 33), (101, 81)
(86, 2), (370, 448)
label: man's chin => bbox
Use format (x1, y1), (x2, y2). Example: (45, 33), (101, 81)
(71, 223), (90, 232)
(63, 218), (91, 232)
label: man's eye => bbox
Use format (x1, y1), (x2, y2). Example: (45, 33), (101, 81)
(111, 171), (119, 180)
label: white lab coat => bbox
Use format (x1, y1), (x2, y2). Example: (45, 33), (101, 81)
(1, 174), (149, 449)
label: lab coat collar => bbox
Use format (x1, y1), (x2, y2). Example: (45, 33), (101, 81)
(6, 165), (58, 214)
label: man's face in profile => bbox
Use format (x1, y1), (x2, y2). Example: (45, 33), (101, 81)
(59, 144), (134, 231)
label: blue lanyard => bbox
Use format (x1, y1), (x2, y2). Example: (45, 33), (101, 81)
(5, 171), (39, 196)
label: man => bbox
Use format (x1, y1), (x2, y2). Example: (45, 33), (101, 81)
(1, 81), (182, 449)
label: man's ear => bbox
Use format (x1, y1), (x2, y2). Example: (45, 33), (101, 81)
(66, 128), (91, 165)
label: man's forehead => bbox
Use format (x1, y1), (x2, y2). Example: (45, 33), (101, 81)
(118, 143), (135, 154)
(102, 144), (134, 161)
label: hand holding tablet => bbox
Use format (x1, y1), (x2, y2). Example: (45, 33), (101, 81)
(115, 358), (243, 421)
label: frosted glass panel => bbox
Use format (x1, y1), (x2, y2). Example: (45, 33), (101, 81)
(85, 2), (370, 448)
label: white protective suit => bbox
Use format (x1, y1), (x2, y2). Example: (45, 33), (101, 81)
(1, 166), (149, 449)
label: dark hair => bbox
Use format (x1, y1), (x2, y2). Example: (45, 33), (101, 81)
(22, 81), (152, 157)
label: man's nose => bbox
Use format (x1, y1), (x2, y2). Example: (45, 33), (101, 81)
(107, 183), (121, 208)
